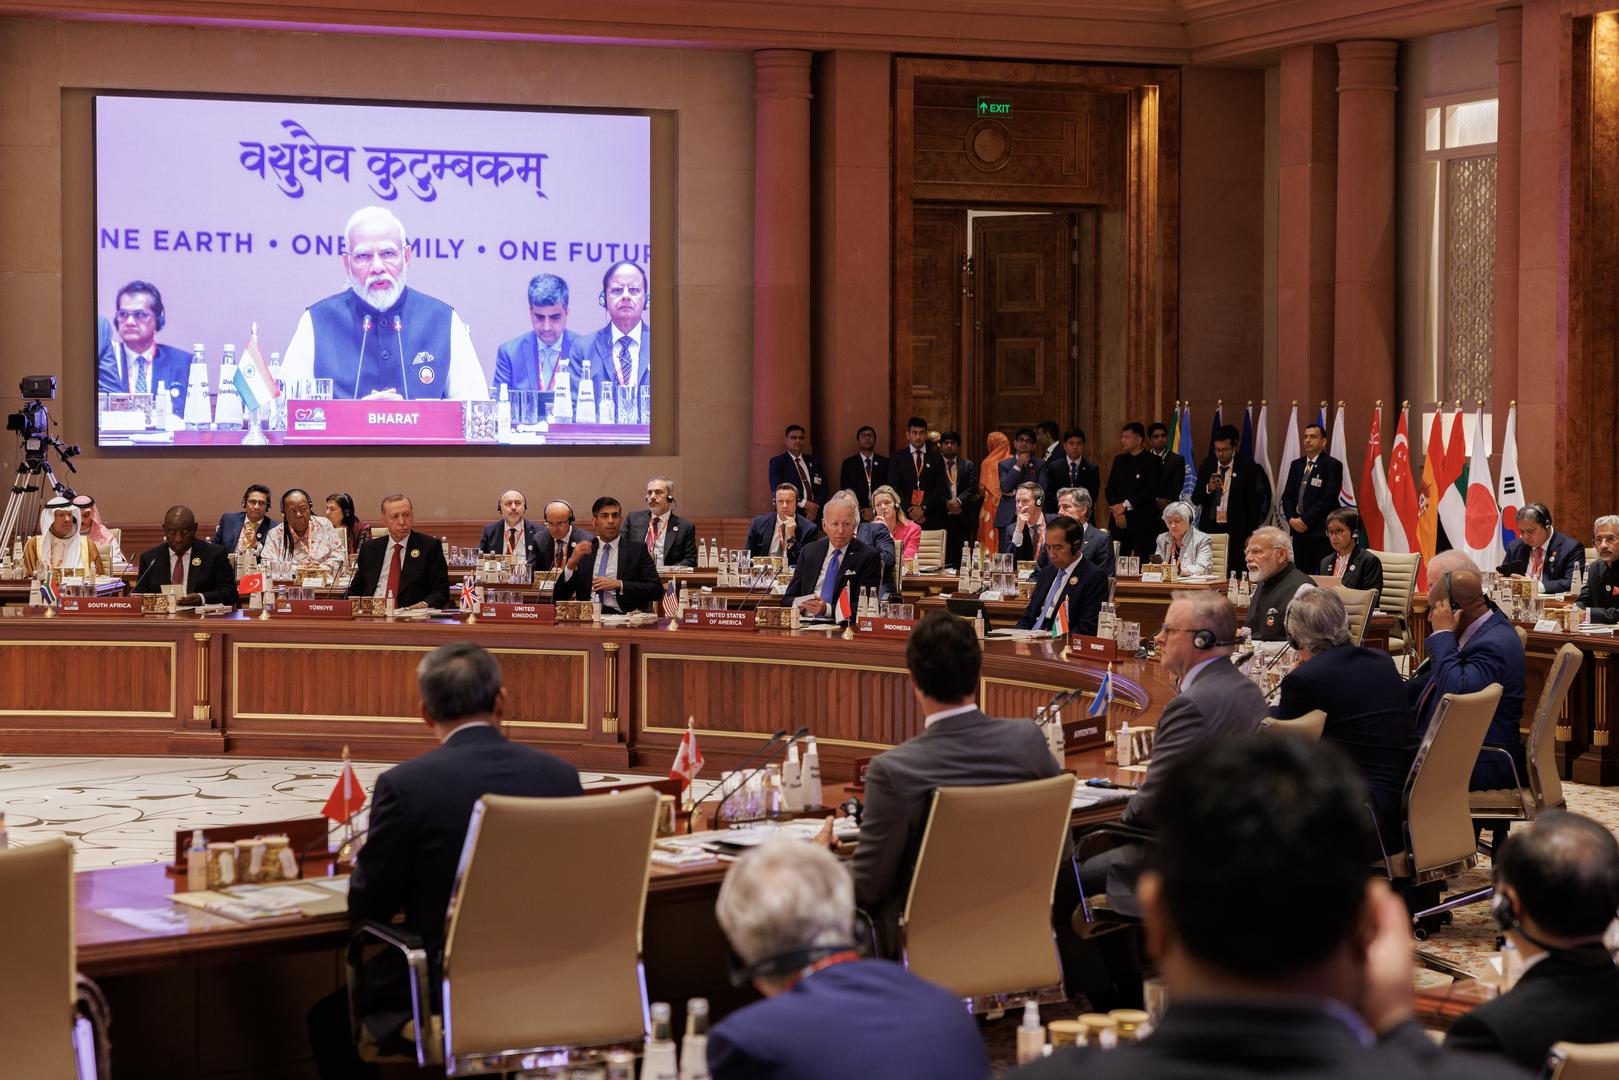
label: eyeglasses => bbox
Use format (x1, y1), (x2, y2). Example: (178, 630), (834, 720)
(349, 248), (402, 268)
(1156, 624), (1199, 638)
(114, 309), (155, 323)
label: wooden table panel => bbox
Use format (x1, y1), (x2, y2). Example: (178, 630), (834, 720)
(0, 636), (175, 720)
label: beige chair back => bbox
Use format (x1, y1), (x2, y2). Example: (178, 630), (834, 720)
(1528, 644), (1582, 811)
(442, 788), (659, 1062)
(1260, 709), (1326, 741)
(1585, 547), (1599, 568)
(1328, 585), (1377, 647)
(0, 840), (78, 1080)
(1403, 684), (1501, 883)
(1547, 1040), (1619, 1079)
(1515, 625), (1529, 650)
(1372, 550), (1420, 619)
(901, 775), (1075, 1001)
(370, 526), (388, 539)
(917, 529), (947, 567)
(1208, 533), (1229, 580)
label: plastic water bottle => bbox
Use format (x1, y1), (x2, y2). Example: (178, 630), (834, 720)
(496, 383), (512, 439)
(1016, 1000), (1046, 1064)
(641, 1002), (678, 1080)
(803, 736), (823, 810)
(187, 829), (207, 890)
(678, 999), (711, 1080)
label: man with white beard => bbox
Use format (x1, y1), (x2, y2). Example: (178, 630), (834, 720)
(279, 206), (487, 401)
(1242, 525), (1315, 642)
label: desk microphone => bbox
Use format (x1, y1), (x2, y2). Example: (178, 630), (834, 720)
(722, 726), (810, 819)
(713, 728), (787, 805)
(351, 314), (372, 400)
(295, 822), (369, 877)
(736, 564), (777, 618)
(130, 552), (166, 596)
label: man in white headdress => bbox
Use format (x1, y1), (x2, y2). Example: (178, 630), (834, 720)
(23, 497), (106, 577)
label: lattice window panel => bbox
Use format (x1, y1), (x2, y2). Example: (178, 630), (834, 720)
(1444, 154), (1496, 405)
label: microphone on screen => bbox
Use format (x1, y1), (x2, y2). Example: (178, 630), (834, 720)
(393, 316), (407, 397)
(351, 314), (372, 399)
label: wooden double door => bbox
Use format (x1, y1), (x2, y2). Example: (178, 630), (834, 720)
(909, 207), (1082, 453)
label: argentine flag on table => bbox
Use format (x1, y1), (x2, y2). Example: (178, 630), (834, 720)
(1087, 664), (1114, 718)
(232, 331), (282, 414)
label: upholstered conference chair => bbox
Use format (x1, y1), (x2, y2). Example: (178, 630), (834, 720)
(1371, 550), (1421, 661)
(916, 528), (947, 568)
(900, 775), (1076, 1011)
(1328, 585), (1377, 647)
(1208, 532), (1229, 580)
(1546, 1040), (1619, 1079)
(1470, 641), (1579, 828)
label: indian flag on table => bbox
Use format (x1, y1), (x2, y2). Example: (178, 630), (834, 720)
(1050, 599), (1070, 639)
(1087, 664), (1114, 718)
(232, 331), (282, 414)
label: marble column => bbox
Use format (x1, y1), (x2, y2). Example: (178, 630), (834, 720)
(1276, 45), (1338, 427)
(1494, 8), (1523, 440)
(1332, 40), (1399, 448)
(752, 49), (814, 512)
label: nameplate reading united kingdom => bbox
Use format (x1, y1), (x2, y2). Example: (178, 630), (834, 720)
(273, 598), (352, 619)
(478, 602), (557, 624)
(856, 617), (917, 639)
(56, 596), (142, 616)
(681, 609), (756, 631)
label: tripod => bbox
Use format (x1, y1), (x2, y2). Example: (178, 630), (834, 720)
(0, 453), (74, 558)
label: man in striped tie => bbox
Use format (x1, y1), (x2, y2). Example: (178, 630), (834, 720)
(573, 260), (652, 408)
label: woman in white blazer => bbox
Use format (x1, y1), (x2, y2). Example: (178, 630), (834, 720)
(1155, 500), (1214, 576)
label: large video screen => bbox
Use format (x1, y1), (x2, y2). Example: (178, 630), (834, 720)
(94, 94), (652, 448)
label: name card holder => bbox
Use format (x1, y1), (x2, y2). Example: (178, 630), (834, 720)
(681, 608), (757, 631)
(856, 616), (917, 639)
(555, 600), (595, 623)
(56, 595), (142, 616)
(754, 605), (799, 630)
(849, 755), (874, 791)
(1061, 716), (1107, 753)
(478, 602), (557, 624)
(1069, 634), (1118, 661)
(274, 598), (353, 618)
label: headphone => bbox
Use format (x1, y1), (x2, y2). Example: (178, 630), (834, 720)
(546, 499), (575, 526)
(280, 487), (312, 513)
(242, 485), (270, 509)
(1520, 502), (1552, 529)
(599, 261), (649, 309)
(117, 281), (166, 331)
(726, 942), (855, 988)
(1192, 629), (1238, 650)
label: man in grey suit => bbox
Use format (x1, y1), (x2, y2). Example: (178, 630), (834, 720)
(1078, 591), (1265, 917)
(843, 612), (1065, 955)
(491, 273), (587, 401)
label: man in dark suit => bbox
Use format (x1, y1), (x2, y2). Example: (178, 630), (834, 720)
(134, 505), (238, 606)
(856, 520), (898, 598)
(1078, 592), (1266, 916)
(345, 494), (450, 609)
(309, 643), (582, 1077)
(1272, 588), (1416, 851)
(477, 489), (544, 568)
(1148, 420), (1186, 509)
(782, 493), (882, 619)
(1445, 810), (1619, 1072)
(746, 485), (818, 564)
(622, 476), (698, 570)
(490, 273), (587, 408)
(1043, 488), (1117, 576)
(1002, 482), (1056, 563)
(1578, 514), (1619, 623)
(531, 499), (595, 576)
(1036, 419), (1062, 467)
(1045, 428), (1102, 509)
(837, 425), (888, 521)
(708, 841), (988, 1080)
(1243, 526), (1316, 642)
(1016, 517), (1108, 636)
(1194, 425), (1270, 561)
(570, 261), (651, 413)
(212, 483), (276, 554)
(551, 497), (662, 613)
(889, 416), (947, 530)
(844, 612), (1065, 953)
(1023, 737), (1525, 1080)
(1498, 503), (1586, 593)
(937, 430), (980, 568)
(996, 427), (1050, 532)
(1105, 422), (1164, 559)
(1406, 556), (1526, 791)
(98, 280), (192, 417)
(766, 424), (828, 520)
(1280, 421), (1344, 575)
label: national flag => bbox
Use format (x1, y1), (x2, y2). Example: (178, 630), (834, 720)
(1207, 401), (1224, 460)
(662, 577), (681, 618)
(1253, 401), (1273, 499)
(321, 753), (366, 824)
(1331, 402), (1358, 509)
(1051, 599), (1071, 639)
(232, 331), (282, 414)
(835, 583), (854, 623)
(1452, 404), (1504, 569)
(1087, 664), (1114, 719)
(459, 578), (476, 609)
(1416, 405), (1445, 585)
(1436, 405), (1471, 554)
(38, 575), (57, 607)
(1496, 403), (1524, 548)
(1175, 404), (1196, 502)
(237, 570), (265, 595)
(1273, 403), (1301, 524)
(1316, 401), (1328, 431)
(1240, 403), (1254, 459)
(669, 722), (704, 790)
(1387, 406), (1421, 563)
(1357, 406), (1387, 549)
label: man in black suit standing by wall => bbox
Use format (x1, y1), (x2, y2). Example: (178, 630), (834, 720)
(1148, 420), (1186, 510)
(1280, 421), (1343, 575)
(134, 505), (237, 607)
(623, 475), (698, 570)
(310, 643), (582, 1077)
(937, 430), (979, 567)
(552, 496), (663, 612)
(1194, 424), (1269, 563)
(889, 417), (947, 530)
(345, 493), (450, 609)
(1105, 422), (1163, 559)
(837, 425), (889, 522)
(783, 492), (882, 620)
(767, 424), (828, 522)
(1045, 428), (1101, 510)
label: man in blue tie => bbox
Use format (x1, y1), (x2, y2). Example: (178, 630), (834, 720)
(572, 261), (652, 411)
(1016, 516), (1108, 635)
(552, 496), (661, 613)
(491, 273), (587, 409)
(783, 491), (883, 620)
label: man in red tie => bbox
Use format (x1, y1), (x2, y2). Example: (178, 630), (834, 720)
(766, 425), (828, 522)
(1497, 503), (1586, 594)
(477, 489), (543, 569)
(746, 485), (819, 565)
(624, 475), (698, 569)
(891, 416), (946, 529)
(133, 505), (236, 607)
(346, 493), (450, 609)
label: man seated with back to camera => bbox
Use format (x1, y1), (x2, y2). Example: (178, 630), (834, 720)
(706, 840), (989, 1080)
(1445, 809), (1619, 1071)
(308, 643), (582, 1080)
(551, 496), (662, 613)
(1015, 516), (1108, 636)
(1017, 737), (1526, 1080)
(1270, 588), (1417, 856)
(345, 494), (450, 609)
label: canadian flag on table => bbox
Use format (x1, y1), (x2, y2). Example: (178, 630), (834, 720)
(669, 722), (704, 791)
(321, 748), (366, 824)
(238, 571), (265, 595)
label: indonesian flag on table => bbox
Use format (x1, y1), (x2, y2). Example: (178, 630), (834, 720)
(238, 571), (265, 595)
(836, 583), (854, 623)
(669, 722), (704, 791)
(232, 330), (282, 414)
(321, 751), (365, 824)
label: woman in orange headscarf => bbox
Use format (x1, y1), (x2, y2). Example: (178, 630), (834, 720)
(977, 431), (1011, 552)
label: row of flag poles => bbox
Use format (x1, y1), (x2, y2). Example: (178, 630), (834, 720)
(1168, 399), (1524, 592)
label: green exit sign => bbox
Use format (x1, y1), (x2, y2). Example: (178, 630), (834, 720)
(976, 96), (1012, 117)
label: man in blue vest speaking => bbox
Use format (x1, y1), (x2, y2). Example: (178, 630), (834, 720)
(279, 205), (488, 401)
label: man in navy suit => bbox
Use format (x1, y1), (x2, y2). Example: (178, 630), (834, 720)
(746, 484), (819, 564)
(571, 261), (651, 417)
(477, 489), (544, 568)
(345, 494), (451, 609)
(98, 280), (192, 417)
(1042, 487), (1116, 577)
(766, 424), (828, 520)
(1045, 427), (1101, 509)
(837, 425), (888, 520)
(1280, 421), (1344, 575)
(490, 273), (587, 409)
(997, 427), (1050, 532)
(1498, 503), (1586, 593)
(1016, 517), (1108, 635)
(889, 416), (948, 529)
(782, 493), (882, 619)
(1406, 555), (1527, 791)
(532, 499), (595, 575)
(938, 431), (980, 567)
(623, 475), (698, 570)
(1002, 482), (1056, 563)
(310, 643), (582, 1076)
(707, 841), (988, 1080)
(213, 483), (276, 554)
(550, 497), (662, 613)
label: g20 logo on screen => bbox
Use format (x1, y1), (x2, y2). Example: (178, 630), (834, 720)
(292, 407), (328, 432)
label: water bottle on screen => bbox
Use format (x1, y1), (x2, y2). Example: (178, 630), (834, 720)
(642, 1002), (679, 1080)
(496, 384), (512, 439)
(183, 344), (213, 429)
(214, 343), (243, 429)
(553, 368), (574, 422)
(598, 379), (616, 425)
(575, 359), (598, 424)
(604, 1051), (635, 1080)
(154, 380), (173, 429)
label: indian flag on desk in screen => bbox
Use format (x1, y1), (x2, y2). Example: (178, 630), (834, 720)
(232, 329), (282, 414)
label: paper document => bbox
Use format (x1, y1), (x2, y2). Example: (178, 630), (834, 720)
(96, 906), (193, 934)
